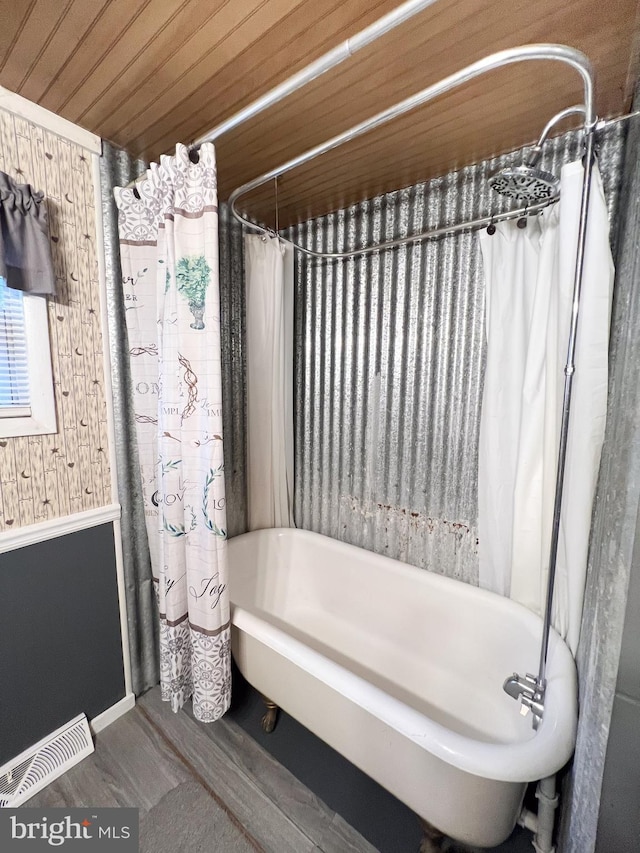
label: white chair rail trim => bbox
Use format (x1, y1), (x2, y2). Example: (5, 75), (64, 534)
(0, 503), (121, 554)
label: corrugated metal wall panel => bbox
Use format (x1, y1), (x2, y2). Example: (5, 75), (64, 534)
(288, 125), (625, 583)
(219, 203), (247, 538)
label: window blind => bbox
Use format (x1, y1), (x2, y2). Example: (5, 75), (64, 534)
(0, 276), (31, 416)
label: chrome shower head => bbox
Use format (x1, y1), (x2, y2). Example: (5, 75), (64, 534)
(488, 165), (560, 206)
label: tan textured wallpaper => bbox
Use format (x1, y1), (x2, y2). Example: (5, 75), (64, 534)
(0, 108), (111, 530)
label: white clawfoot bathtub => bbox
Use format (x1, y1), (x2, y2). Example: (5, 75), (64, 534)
(228, 528), (577, 848)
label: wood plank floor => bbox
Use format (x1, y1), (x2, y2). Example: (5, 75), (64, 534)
(27, 687), (379, 853)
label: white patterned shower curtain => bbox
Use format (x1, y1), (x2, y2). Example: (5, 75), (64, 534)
(478, 159), (614, 653)
(114, 143), (230, 721)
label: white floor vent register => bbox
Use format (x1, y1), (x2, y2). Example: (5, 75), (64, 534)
(0, 714), (94, 807)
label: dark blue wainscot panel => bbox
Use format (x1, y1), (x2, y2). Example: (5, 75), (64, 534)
(0, 523), (126, 765)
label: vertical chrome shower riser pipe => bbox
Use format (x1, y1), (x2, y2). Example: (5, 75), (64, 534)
(505, 130), (596, 726)
(536, 130), (596, 698)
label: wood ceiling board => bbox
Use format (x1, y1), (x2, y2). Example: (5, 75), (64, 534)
(214, 0), (634, 187)
(0, 0), (143, 106)
(112, 0), (399, 156)
(0, 0), (636, 227)
(0, 2), (37, 75)
(237, 65), (602, 225)
(219, 2), (637, 224)
(624, 3), (640, 103)
(8, 1), (110, 104)
(0, 0), (79, 94)
(50, 0), (202, 118)
(140, 0), (487, 159)
(204, 0), (636, 174)
(69, 0), (305, 126)
(80, 0), (311, 139)
(30, 0), (162, 115)
(229, 64), (580, 188)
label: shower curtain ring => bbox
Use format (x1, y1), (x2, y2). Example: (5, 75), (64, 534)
(486, 216), (496, 235)
(517, 209), (528, 229)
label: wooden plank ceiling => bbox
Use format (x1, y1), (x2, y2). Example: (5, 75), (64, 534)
(0, 0), (638, 227)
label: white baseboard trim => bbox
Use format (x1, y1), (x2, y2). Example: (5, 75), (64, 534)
(90, 693), (136, 736)
(0, 503), (121, 554)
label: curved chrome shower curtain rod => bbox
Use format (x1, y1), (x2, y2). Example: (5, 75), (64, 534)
(225, 43), (599, 726)
(228, 44), (598, 259)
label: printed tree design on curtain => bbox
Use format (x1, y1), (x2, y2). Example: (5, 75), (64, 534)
(176, 255), (211, 329)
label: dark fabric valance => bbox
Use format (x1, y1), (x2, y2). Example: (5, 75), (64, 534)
(0, 171), (55, 295)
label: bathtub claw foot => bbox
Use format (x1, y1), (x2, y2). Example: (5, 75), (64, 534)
(418, 818), (445, 853)
(260, 696), (279, 733)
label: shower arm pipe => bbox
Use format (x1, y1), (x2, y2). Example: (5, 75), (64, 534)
(526, 104), (587, 165)
(228, 43), (595, 246)
(538, 105), (587, 147)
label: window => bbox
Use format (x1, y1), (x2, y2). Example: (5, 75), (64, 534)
(0, 280), (29, 414)
(0, 277), (56, 437)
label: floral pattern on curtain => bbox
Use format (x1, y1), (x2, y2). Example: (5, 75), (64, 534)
(114, 143), (230, 722)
